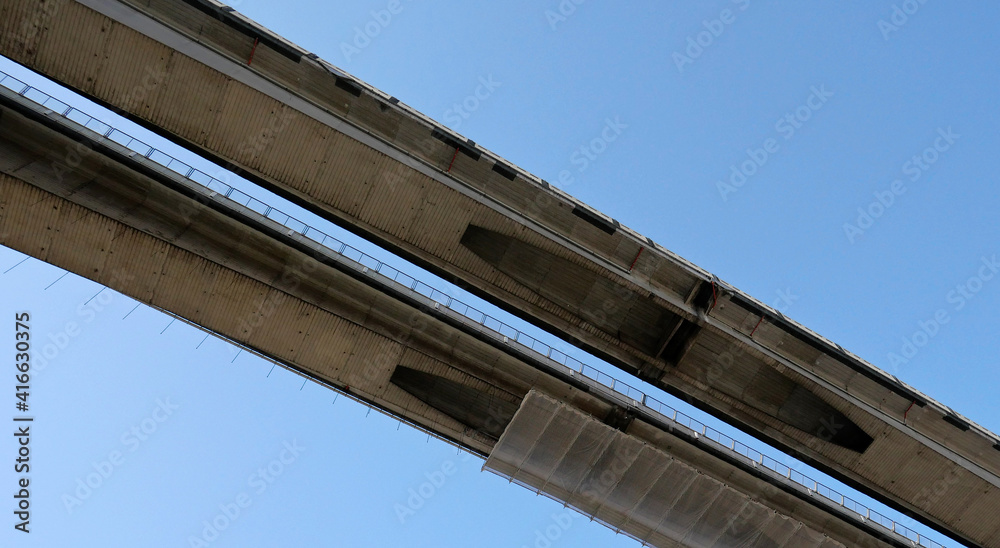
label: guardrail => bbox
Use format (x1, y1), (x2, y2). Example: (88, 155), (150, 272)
(0, 69), (946, 548)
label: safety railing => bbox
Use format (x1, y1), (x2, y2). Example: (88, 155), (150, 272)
(0, 69), (947, 548)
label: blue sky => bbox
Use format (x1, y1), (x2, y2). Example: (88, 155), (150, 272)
(2, 0), (998, 546)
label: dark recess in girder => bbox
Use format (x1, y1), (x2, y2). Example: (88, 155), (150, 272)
(777, 386), (874, 453)
(333, 77), (363, 97)
(390, 366), (519, 439)
(460, 225), (675, 356)
(603, 406), (636, 432)
(571, 205), (616, 235)
(431, 129), (480, 160)
(725, 292), (929, 408)
(491, 162), (517, 181)
(656, 319), (701, 366)
(943, 414), (970, 431)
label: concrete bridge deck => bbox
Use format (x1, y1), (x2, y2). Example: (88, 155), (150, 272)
(0, 71), (951, 548)
(0, 1), (996, 544)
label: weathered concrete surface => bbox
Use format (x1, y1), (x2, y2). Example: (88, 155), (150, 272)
(0, 1), (996, 544)
(489, 391), (849, 548)
(0, 81), (925, 548)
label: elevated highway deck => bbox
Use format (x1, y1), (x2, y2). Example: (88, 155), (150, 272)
(0, 1), (996, 544)
(0, 70), (950, 548)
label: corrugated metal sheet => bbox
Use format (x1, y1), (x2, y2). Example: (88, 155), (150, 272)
(487, 391), (864, 548)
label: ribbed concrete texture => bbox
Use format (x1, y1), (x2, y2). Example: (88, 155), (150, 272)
(0, 82), (936, 548)
(0, 1), (996, 544)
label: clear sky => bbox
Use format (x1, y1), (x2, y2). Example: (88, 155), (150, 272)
(1, 1), (998, 546)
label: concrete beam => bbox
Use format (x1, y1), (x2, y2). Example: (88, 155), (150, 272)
(0, 1), (995, 543)
(0, 78), (934, 548)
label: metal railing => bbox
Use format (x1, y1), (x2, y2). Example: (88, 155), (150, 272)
(0, 69), (947, 548)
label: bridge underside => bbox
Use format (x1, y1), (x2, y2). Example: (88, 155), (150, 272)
(0, 6), (995, 547)
(488, 391), (845, 548)
(1, 6), (993, 544)
(0, 73), (926, 548)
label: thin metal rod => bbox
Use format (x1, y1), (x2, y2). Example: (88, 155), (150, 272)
(160, 318), (175, 334)
(122, 302), (141, 320)
(83, 287), (105, 305)
(44, 271), (69, 290)
(3, 256), (29, 274)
